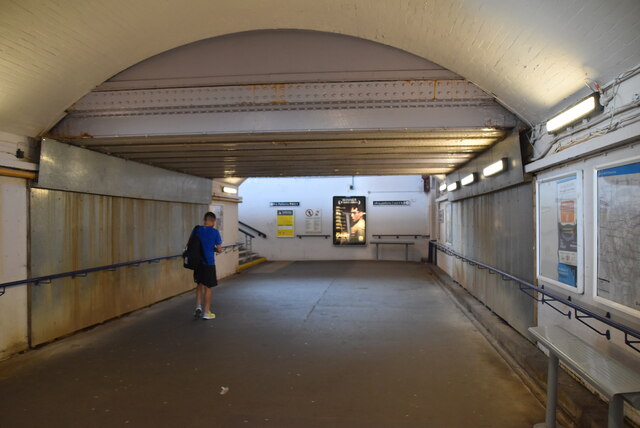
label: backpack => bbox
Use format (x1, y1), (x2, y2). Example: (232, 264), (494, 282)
(183, 226), (204, 270)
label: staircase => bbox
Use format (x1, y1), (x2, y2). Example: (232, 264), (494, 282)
(237, 243), (266, 271)
(237, 221), (267, 271)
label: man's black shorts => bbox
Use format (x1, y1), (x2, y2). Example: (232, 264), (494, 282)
(194, 264), (218, 288)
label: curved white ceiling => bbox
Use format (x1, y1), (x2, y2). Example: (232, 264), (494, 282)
(0, 0), (639, 137)
(104, 30), (458, 88)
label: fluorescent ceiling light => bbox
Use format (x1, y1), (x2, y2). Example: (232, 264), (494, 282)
(439, 182), (447, 192)
(222, 186), (238, 194)
(447, 182), (459, 192)
(483, 159), (506, 177)
(546, 94), (600, 133)
(461, 173), (477, 186)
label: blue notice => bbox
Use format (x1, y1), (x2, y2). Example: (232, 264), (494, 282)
(558, 263), (577, 287)
(598, 162), (640, 178)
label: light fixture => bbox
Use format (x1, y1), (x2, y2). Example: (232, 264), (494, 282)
(447, 181), (459, 192)
(461, 173), (477, 186)
(483, 158), (507, 177)
(222, 186), (238, 194)
(546, 93), (602, 133)
(439, 182), (447, 192)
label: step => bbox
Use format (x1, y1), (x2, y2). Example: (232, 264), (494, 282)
(239, 253), (259, 263)
(237, 257), (267, 271)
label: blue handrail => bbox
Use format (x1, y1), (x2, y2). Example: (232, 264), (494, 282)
(0, 254), (182, 291)
(0, 244), (244, 295)
(429, 240), (640, 354)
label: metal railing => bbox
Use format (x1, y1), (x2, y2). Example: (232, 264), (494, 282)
(221, 243), (243, 253)
(238, 221), (267, 238)
(373, 234), (430, 239)
(296, 234), (330, 239)
(238, 228), (255, 239)
(238, 228), (255, 253)
(0, 254), (183, 296)
(0, 244), (245, 297)
(429, 240), (640, 354)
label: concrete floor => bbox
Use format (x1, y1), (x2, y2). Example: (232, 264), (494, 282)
(0, 261), (544, 427)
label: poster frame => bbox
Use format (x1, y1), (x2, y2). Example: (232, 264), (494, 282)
(592, 155), (640, 318)
(333, 196), (367, 246)
(536, 171), (584, 294)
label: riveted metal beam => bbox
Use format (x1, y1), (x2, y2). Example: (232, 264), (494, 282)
(185, 167), (453, 177)
(58, 129), (507, 145)
(49, 80), (517, 179)
(125, 152), (475, 163)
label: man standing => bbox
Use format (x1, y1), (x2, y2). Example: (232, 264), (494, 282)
(193, 212), (222, 320)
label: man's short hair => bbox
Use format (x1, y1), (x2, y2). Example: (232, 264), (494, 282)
(204, 212), (216, 222)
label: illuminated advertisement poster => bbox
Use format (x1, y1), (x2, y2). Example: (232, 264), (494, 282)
(596, 161), (640, 313)
(556, 176), (578, 287)
(276, 210), (295, 238)
(333, 196), (366, 245)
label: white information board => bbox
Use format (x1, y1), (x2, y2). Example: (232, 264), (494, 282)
(304, 209), (322, 233)
(537, 172), (583, 293)
(211, 204), (223, 238)
(595, 160), (640, 315)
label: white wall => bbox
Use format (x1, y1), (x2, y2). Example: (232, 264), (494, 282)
(239, 175), (429, 261)
(0, 176), (29, 359)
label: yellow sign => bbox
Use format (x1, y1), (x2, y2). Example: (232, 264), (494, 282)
(277, 210), (295, 238)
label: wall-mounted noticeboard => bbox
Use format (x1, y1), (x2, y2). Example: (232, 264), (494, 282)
(537, 172), (583, 293)
(333, 196), (366, 245)
(304, 209), (322, 233)
(211, 204), (223, 239)
(276, 209), (295, 238)
(594, 160), (640, 315)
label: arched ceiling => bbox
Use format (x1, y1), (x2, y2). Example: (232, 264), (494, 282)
(49, 30), (517, 178)
(1, 0), (639, 138)
(103, 30), (460, 88)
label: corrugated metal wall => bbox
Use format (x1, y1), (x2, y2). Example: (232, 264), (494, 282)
(29, 189), (205, 346)
(439, 183), (535, 337)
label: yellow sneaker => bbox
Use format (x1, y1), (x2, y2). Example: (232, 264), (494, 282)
(203, 311), (216, 320)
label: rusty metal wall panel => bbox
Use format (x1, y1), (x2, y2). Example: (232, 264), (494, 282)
(37, 139), (212, 204)
(29, 188), (206, 346)
(440, 182), (535, 336)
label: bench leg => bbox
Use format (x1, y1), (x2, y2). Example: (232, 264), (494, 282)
(405, 244), (409, 261)
(608, 395), (624, 428)
(535, 353), (559, 428)
(376, 244), (379, 260)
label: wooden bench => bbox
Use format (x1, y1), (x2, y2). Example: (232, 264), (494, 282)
(529, 325), (640, 428)
(371, 241), (414, 261)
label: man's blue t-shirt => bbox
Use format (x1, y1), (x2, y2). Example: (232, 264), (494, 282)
(193, 226), (222, 265)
